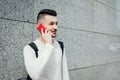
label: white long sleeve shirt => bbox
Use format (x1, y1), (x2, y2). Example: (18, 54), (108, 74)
(23, 39), (69, 80)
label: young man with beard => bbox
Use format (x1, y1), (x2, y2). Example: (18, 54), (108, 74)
(23, 9), (69, 80)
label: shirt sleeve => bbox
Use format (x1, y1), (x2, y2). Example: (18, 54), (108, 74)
(23, 43), (54, 80)
(62, 49), (70, 80)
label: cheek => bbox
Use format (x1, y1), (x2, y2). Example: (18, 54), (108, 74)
(44, 24), (51, 29)
(48, 25), (53, 30)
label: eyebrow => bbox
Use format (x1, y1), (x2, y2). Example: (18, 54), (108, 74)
(49, 21), (58, 24)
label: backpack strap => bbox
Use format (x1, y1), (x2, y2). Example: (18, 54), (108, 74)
(28, 42), (38, 58)
(26, 75), (32, 80)
(58, 41), (64, 55)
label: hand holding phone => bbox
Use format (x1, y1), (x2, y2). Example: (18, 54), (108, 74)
(37, 23), (53, 44)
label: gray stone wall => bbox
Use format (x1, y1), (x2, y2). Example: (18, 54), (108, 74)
(0, 0), (120, 80)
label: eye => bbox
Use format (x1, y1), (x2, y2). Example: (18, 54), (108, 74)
(49, 22), (54, 25)
(56, 22), (58, 25)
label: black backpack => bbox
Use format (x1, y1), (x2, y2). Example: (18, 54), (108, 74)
(27, 41), (64, 80)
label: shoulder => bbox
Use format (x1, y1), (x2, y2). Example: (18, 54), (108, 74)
(23, 39), (37, 50)
(23, 44), (36, 57)
(54, 39), (64, 45)
(58, 41), (64, 45)
(23, 41), (36, 51)
(57, 40), (64, 47)
(23, 45), (32, 51)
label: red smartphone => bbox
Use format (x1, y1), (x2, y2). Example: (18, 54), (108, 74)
(37, 24), (46, 34)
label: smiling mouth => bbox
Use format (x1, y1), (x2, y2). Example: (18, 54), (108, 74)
(52, 32), (56, 35)
(51, 31), (57, 37)
(51, 30), (57, 33)
(51, 29), (57, 36)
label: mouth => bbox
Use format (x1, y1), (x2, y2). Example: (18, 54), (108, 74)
(52, 32), (56, 35)
(52, 31), (56, 34)
(51, 31), (57, 37)
(51, 29), (57, 37)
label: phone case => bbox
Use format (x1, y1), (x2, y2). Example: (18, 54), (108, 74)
(37, 24), (46, 34)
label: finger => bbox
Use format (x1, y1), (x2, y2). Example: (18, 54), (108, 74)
(45, 29), (49, 34)
(48, 31), (52, 36)
(41, 28), (44, 36)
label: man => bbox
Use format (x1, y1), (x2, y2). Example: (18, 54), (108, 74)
(23, 9), (69, 80)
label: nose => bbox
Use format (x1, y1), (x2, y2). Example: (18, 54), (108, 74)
(53, 24), (58, 30)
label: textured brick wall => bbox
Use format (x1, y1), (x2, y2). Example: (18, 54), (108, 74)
(0, 0), (120, 80)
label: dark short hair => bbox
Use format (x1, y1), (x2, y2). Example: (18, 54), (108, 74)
(37, 9), (57, 22)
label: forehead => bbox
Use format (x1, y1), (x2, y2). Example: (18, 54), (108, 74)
(44, 15), (57, 22)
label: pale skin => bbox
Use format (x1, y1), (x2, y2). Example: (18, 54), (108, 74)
(37, 15), (58, 45)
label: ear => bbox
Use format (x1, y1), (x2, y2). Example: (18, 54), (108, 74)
(38, 18), (45, 25)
